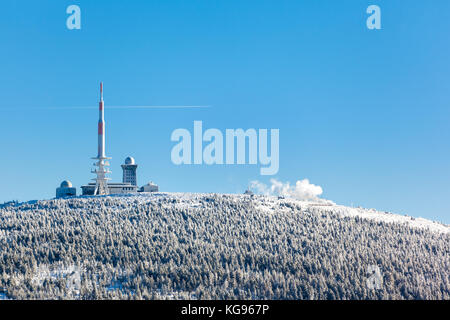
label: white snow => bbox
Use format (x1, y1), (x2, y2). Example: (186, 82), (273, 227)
(78, 192), (450, 234)
(5, 192), (448, 234)
(152, 192), (448, 234)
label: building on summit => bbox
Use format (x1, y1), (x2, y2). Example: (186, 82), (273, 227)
(122, 156), (138, 186)
(80, 157), (140, 195)
(140, 181), (159, 193)
(56, 83), (159, 198)
(56, 180), (77, 198)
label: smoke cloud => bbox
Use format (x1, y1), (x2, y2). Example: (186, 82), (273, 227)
(250, 178), (326, 202)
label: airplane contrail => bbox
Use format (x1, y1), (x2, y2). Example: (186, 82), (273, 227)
(44, 105), (211, 110)
(0, 105), (211, 111)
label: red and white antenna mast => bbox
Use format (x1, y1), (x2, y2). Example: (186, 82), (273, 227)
(91, 82), (111, 195)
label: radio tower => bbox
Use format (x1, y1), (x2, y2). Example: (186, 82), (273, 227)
(91, 82), (111, 195)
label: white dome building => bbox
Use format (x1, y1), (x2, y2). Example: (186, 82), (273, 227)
(60, 180), (72, 188)
(124, 156), (135, 165)
(56, 180), (77, 198)
(121, 156), (138, 186)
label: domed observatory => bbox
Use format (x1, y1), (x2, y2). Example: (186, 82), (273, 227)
(56, 180), (77, 198)
(121, 156), (138, 186)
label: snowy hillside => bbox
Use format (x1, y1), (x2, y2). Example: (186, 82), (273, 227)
(0, 193), (448, 300)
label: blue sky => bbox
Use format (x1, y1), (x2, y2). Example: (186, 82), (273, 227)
(0, 1), (449, 223)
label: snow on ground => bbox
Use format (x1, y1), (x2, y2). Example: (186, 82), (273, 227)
(144, 192), (448, 234)
(4, 192), (448, 234)
(331, 205), (449, 234)
(108, 193), (448, 234)
(1, 192), (448, 300)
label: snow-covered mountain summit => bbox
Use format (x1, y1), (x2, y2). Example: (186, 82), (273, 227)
(0, 193), (448, 299)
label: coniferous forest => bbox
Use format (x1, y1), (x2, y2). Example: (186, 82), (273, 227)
(0, 193), (448, 300)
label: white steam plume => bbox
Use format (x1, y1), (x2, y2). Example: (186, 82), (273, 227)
(250, 178), (328, 202)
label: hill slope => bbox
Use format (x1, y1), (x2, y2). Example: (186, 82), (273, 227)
(0, 193), (448, 300)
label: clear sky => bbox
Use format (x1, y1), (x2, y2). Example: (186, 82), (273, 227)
(0, 1), (449, 223)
